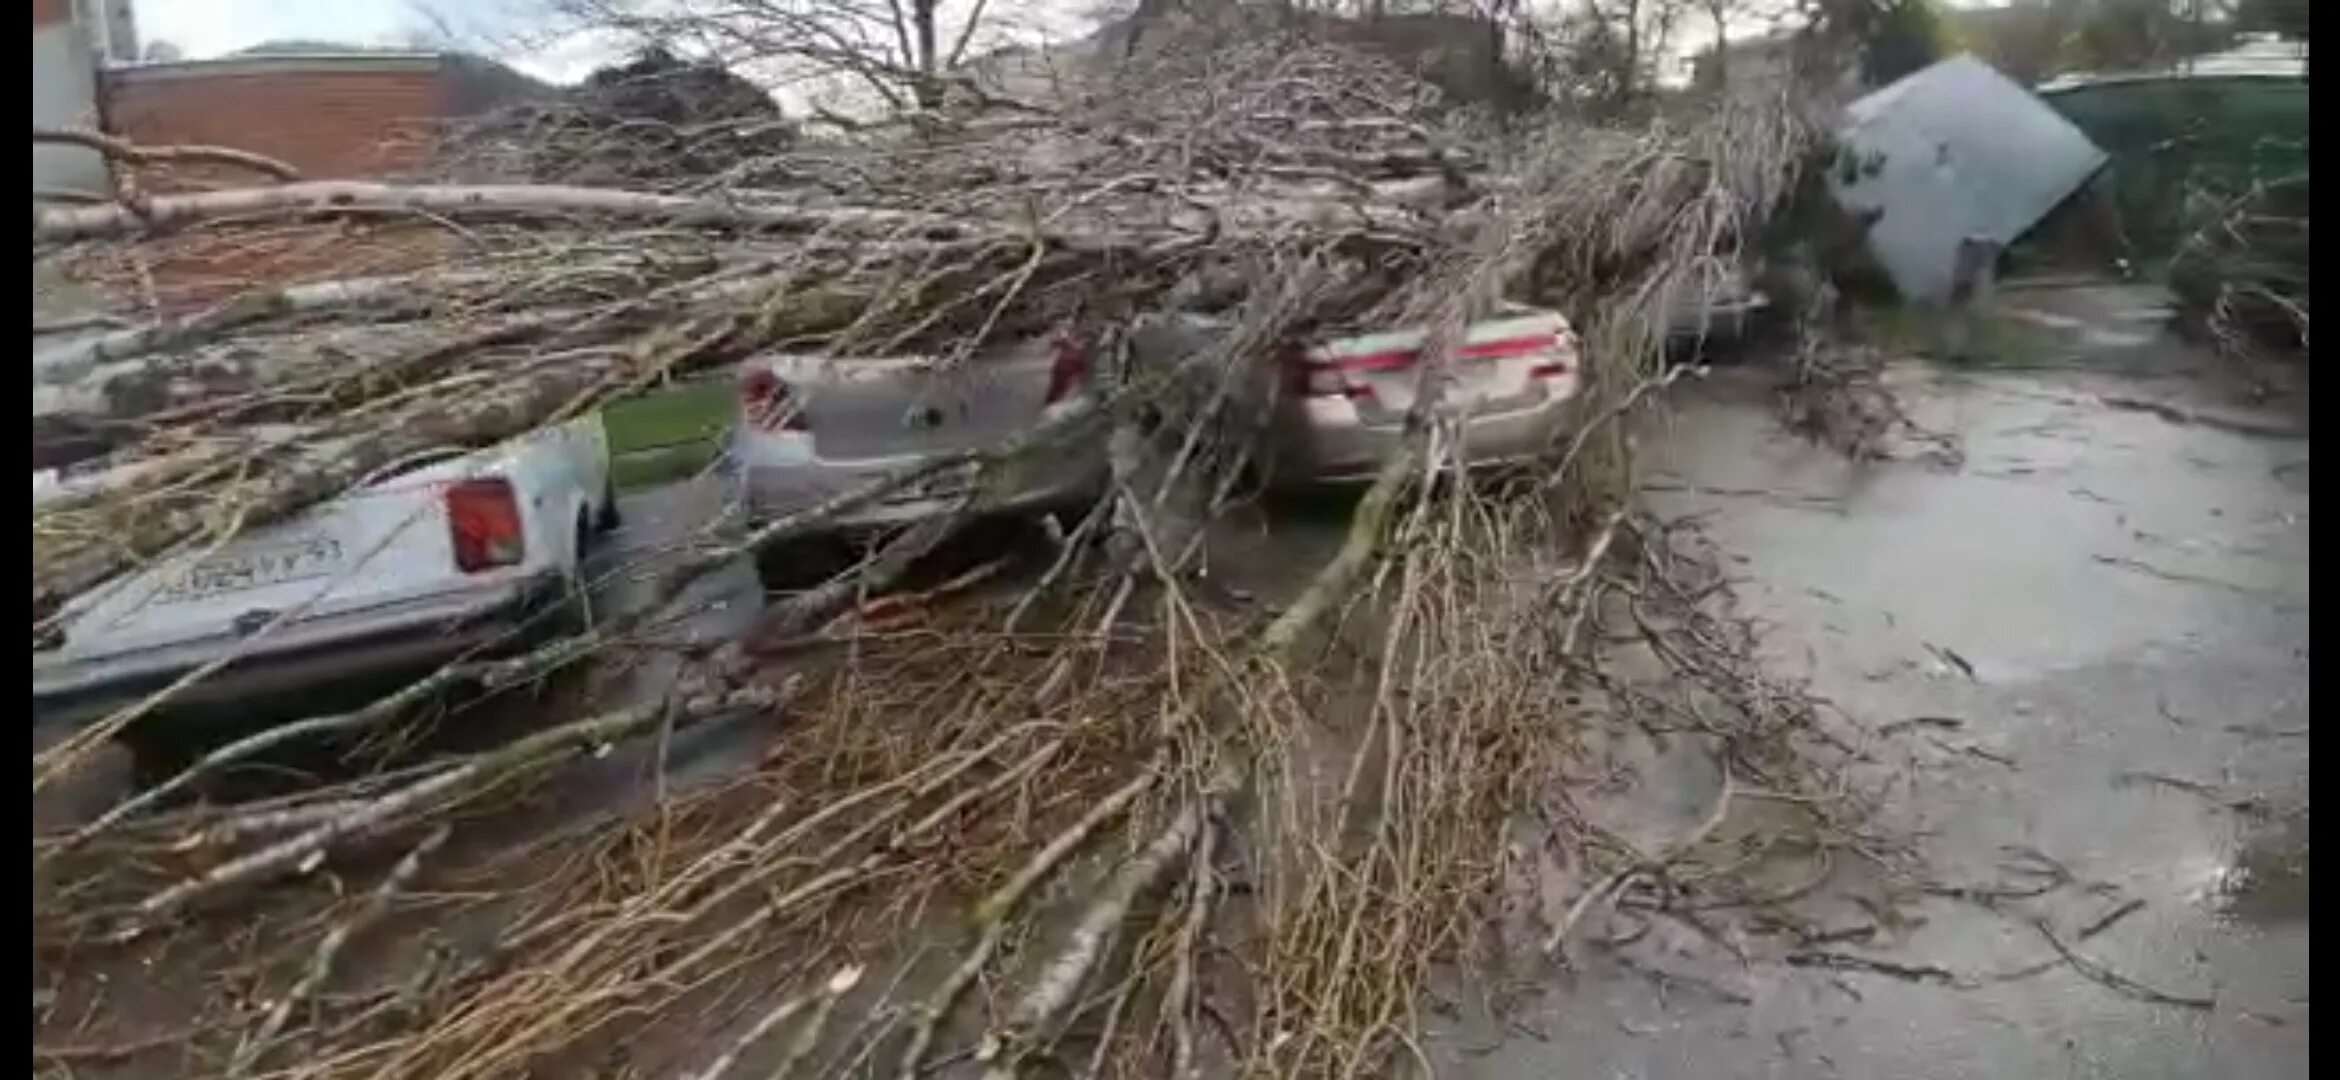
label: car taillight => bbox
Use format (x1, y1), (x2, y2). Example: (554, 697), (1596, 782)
(740, 367), (809, 432)
(1517, 332), (1576, 379)
(1285, 359), (1372, 400)
(446, 477), (525, 573)
(1043, 335), (1090, 405)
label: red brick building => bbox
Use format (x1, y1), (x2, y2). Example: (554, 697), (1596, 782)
(104, 51), (542, 186)
(79, 51), (544, 306)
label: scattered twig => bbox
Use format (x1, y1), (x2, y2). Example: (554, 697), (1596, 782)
(2028, 916), (2215, 1011)
(2076, 898), (2146, 942)
(1545, 761), (1736, 959)
(897, 765), (1161, 1080)
(122, 691), (766, 934)
(228, 824), (450, 1076)
(1876, 716), (1965, 737)
(685, 964), (864, 1080)
(1923, 643), (1978, 680)
(980, 796), (1209, 1076)
(2091, 554), (2268, 596)
(1784, 951), (1959, 985)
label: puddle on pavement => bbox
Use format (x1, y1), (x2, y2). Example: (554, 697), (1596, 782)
(2218, 819), (2310, 923)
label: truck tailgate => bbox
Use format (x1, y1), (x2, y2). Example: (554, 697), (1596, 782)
(53, 482), (497, 664)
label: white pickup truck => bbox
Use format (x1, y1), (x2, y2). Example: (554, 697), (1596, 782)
(33, 418), (616, 755)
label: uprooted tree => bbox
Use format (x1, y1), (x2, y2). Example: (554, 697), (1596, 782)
(33, 7), (1859, 1077)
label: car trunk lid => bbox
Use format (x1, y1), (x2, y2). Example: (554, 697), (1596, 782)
(743, 344), (1067, 463)
(1305, 311), (1573, 423)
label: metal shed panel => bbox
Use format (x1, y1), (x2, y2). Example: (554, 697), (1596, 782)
(1832, 55), (2108, 302)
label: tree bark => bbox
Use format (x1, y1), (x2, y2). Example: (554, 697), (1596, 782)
(33, 182), (975, 245)
(912, 0), (942, 106)
(32, 126), (302, 182)
(32, 275), (428, 385)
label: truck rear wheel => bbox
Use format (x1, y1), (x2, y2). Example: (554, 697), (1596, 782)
(596, 479), (622, 533)
(559, 517), (598, 634)
(117, 724), (207, 793)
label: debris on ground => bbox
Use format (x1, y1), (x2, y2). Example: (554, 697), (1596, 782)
(2169, 176), (2311, 364)
(27, 9), (2142, 1079)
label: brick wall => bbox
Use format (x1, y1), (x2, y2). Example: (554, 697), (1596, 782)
(106, 57), (449, 186)
(79, 53), (545, 309)
(94, 56), (459, 307)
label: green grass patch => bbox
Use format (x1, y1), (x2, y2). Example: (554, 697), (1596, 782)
(603, 378), (734, 453)
(609, 441), (725, 492)
(600, 378), (734, 492)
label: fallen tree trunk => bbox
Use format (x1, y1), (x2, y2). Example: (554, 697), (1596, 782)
(33, 182), (983, 245)
(33, 178), (1446, 257)
(32, 275), (449, 386)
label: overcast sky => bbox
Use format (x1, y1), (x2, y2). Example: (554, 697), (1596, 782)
(131, 0), (611, 81)
(132, 0), (2003, 86)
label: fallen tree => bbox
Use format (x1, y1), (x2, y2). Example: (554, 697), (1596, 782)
(29, 39), (1468, 610)
(34, 10), (1840, 1077)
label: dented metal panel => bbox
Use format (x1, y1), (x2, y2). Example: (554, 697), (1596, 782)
(1831, 55), (2107, 303)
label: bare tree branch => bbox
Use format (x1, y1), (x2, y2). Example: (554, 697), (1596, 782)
(32, 126), (303, 182)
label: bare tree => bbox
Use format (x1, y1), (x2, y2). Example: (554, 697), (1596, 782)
(1529, 0), (1690, 110)
(1698, 0), (1734, 83)
(558, 0), (1013, 113)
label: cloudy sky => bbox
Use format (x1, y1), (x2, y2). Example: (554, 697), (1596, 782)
(130, 0), (1088, 86)
(131, 0), (610, 81)
(130, 0), (2002, 87)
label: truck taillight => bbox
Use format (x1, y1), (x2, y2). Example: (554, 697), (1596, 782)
(1043, 335), (1090, 405)
(740, 367), (809, 432)
(446, 478), (525, 573)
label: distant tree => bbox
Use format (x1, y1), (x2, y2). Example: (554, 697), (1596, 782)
(2066, 0), (2226, 71)
(463, 48), (792, 187)
(1953, 0), (2236, 83)
(1694, 0), (1740, 85)
(576, 46), (783, 127)
(558, 0), (1008, 112)
(2234, 0), (2308, 40)
(1528, 0), (1693, 112)
(1793, 0), (1942, 86)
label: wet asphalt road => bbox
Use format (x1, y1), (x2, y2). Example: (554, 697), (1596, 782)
(1432, 284), (2311, 1078)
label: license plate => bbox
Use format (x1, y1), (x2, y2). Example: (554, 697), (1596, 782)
(156, 535), (346, 603)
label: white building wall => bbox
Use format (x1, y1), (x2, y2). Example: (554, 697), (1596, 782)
(33, 19), (108, 194)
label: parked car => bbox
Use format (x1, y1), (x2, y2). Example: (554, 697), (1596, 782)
(725, 285), (1742, 522)
(32, 417), (617, 749)
(1665, 269), (1771, 358)
(1132, 305), (1585, 485)
(724, 336), (1106, 534)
